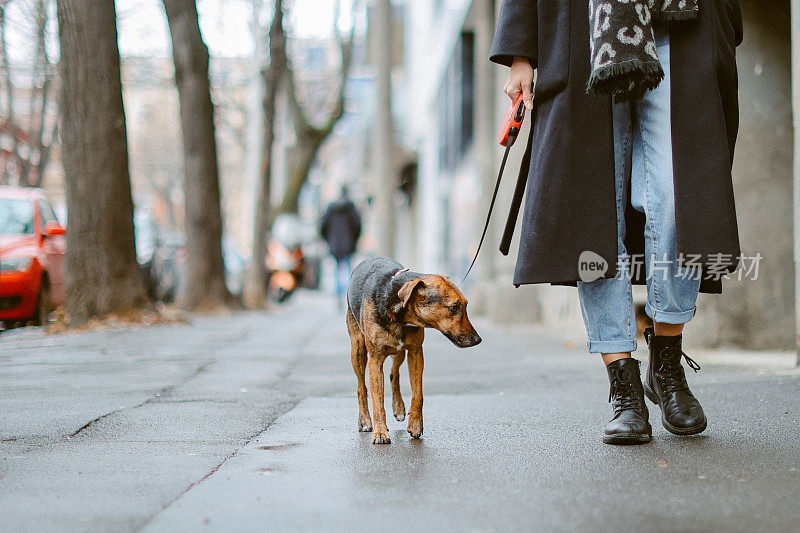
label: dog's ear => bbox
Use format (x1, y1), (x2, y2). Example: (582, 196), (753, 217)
(398, 278), (425, 308)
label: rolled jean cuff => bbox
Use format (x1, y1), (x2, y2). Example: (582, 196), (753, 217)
(645, 304), (696, 324)
(587, 339), (637, 354)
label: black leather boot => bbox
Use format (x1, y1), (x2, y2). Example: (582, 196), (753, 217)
(644, 327), (707, 435)
(604, 357), (652, 444)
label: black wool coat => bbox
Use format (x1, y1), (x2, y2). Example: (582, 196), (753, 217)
(320, 199), (362, 260)
(490, 0), (743, 293)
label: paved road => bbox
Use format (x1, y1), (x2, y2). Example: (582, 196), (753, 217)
(1, 291), (798, 532)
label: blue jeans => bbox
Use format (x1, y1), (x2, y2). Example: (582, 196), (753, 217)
(335, 257), (351, 298)
(577, 26), (701, 354)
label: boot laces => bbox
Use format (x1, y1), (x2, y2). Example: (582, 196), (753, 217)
(658, 348), (701, 395)
(608, 376), (643, 413)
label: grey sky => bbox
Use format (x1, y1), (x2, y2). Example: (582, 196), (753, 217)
(116, 0), (254, 58)
(116, 0), (351, 58)
(3, 0), (349, 64)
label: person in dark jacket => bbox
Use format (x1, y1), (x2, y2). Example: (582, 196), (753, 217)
(491, 0), (743, 444)
(320, 186), (362, 306)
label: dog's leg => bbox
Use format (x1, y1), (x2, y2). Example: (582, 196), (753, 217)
(406, 343), (424, 439)
(367, 349), (391, 444)
(390, 349), (406, 421)
(347, 310), (371, 432)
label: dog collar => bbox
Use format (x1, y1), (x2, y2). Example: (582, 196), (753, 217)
(388, 268), (410, 323)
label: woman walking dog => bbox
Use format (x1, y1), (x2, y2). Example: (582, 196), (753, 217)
(490, 1), (743, 443)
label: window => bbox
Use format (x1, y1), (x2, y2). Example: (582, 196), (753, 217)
(438, 31), (476, 170)
(0, 199), (35, 235)
(38, 200), (57, 224)
(38, 200), (59, 226)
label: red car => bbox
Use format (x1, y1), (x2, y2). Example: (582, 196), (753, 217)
(0, 187), (66, 326)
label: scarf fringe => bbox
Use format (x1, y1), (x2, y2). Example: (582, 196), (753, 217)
(655, 10), (699, 21)
(586, 60), (665, 98)
(588, 0), (696, 100)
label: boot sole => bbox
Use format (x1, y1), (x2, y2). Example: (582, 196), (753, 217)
(603, 433), (652, 445)
(644, 385), (708, 436)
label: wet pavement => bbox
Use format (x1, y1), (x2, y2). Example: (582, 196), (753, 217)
(1, 291), (799, 532)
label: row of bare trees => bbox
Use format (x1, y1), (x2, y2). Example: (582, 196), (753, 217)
(55, 0), (231, 322)
(0, 0), (58, 187)
(53, 0), (354, 324)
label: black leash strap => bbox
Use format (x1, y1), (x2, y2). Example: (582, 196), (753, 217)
(500, 120), (534, 255)
(461, 135), (516, 284)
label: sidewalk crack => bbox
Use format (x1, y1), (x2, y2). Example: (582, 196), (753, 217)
(136, 397), (301, 531)
(69, 358), (216, 438)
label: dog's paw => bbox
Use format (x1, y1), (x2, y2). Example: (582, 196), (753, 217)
(358, 420), (373, 432)
(407, 416), (423, 439)
(393, 402), (406, 422)
(372, 431), (391, 444)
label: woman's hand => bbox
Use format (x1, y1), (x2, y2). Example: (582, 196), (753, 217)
(504, 57), (534, 110)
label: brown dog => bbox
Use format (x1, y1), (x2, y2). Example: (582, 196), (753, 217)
(346, 256), (481, 444)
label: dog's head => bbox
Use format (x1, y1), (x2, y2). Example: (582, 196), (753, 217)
(397, 275), (481, 348)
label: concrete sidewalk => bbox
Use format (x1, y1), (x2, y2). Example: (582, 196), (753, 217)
(1, 291), (798, 532)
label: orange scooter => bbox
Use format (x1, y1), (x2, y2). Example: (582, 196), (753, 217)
(266, 238), (305, 303)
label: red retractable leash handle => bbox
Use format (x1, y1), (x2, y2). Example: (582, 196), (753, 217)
(499, 93), (526, 147)
(499, 95), (535, 257)
(461, 94), (528, 284)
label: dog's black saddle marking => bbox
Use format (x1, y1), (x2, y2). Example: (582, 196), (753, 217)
(348, 256), (424, 330)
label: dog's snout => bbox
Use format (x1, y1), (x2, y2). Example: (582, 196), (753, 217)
(463, 333), (481, 347)
(454, 331), (481, 348)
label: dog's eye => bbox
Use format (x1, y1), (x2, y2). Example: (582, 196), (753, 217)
(448, 303), (461, 314)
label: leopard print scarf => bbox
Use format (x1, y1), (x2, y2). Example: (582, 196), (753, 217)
(588, 0), (699, 101)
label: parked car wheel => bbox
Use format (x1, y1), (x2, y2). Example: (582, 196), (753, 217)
(32, 279), (52, 327)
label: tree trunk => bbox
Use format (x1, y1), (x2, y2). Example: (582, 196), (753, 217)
(271, 129), (326, 222)
(163, 0), (232, 311)
(243, 0), (285, 309)
(30, 75), (52, 187)
(243, 0), (355, 305)
(0, 2), (21, 185)
(23, 0), (48, 187)
(36, 116), (57, 187)
(56, 0), (149, 324)
(19, 0), (49, 187)
(274, 0), (354, 220)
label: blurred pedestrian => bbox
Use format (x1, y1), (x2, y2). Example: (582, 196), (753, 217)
(492, 1), (743, 444)
(320, 186), (362, 308)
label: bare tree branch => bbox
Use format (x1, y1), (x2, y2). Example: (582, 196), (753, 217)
(273, 0), (356, 218)
(35, 0), (59, 187)
(245, 0), (358, 305)
(0, 1), (23, 184)
(284, 0), (354, 138)
(244, 0), (286, 308)
(0, 0), (58, 187)
(19, 0), (45, 185)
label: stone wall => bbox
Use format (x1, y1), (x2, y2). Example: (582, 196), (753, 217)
(687, 0), (794, 349)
